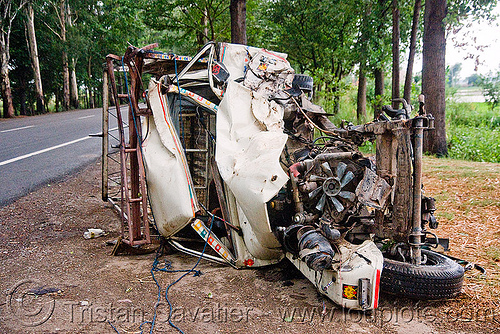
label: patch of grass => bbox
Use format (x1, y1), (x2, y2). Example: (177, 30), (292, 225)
(359, 140), (375, 155)
(445, 100), (500, 163)
(447, 125), (500, 163)
(447, 100), (500, 129)
(469, 199), (500, 207)
(433, 190), (450, 202)
(486, 247), (500, 263)
(436, 212), (455, 221)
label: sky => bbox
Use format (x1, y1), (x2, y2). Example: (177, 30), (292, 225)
(411, 6), (500, 80)
(445, 5), (500, 79)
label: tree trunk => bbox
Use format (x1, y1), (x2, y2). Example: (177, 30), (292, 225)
(25, 2), (45, 114)
(230, 0), (247, 44)
(403, 0), (422, 105)
(0, 45), (15, 118)
(196, 10), (208, 46)
(422, 0), (447, 156)
(62, 51), (70, 110)
(60, 0), (70, 110)
(70, 58), (79, 109)
(357, 63), (367, 123)
(391, 0), (400, 109)
(0, 0), (22, 118)
(55, 92), (60, 112)
(374, 68), (385, 119)
(87, 57), (94, 108)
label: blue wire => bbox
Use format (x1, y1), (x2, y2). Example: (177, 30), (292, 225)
(108, 320), (121, 333)
(164, 215), (214, 333)
(146, 215), (214, 334)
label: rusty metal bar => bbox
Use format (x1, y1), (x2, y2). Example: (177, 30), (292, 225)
(102, 69), (109, 201)
(410, 116), (425, 265)
(121, 46), (151, 245)
(106, 57), (130, 239)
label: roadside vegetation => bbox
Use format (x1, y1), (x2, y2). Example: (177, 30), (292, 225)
(312, 73), (500, 163)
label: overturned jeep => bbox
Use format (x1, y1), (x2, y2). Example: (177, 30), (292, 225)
(103, 42), (464, 311)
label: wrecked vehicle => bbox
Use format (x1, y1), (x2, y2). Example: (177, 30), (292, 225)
(101, 42), (464, 312)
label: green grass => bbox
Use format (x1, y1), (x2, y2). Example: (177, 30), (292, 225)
(447, 125), (500, 163)
(445, 97), (500, 163)
(486, 247), (500, 262)
(447, 100), (500, 129)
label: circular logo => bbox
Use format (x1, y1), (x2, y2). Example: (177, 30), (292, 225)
(6, 279), (56, 327)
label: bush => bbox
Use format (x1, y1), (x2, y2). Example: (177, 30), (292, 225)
(448, 125), (500, 163)
(447, 100), (500, 129)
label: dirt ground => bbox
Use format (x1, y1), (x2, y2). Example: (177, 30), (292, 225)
(0, 157), (499, 334)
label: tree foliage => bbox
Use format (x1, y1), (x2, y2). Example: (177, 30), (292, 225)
(478, 71), (500, 111)
(0, 0), (498, 121)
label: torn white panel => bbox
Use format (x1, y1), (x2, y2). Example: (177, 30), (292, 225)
(236, 204), (284, 259)
(141, 79), (199, 237)
(251, 90), (284, 132)
(216, 81), (288, 248)
(219, 43), (289, 83)
(244, 50), (294, 92)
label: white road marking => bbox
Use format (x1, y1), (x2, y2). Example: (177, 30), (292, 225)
(0, 125), (35, 133)
(0, 136), (91, 167)
(78, 115), (95, 120)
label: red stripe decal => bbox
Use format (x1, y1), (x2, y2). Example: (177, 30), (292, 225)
(374, 269), (381, 309)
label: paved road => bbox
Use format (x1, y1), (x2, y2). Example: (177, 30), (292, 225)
(0, 108), (112, 207)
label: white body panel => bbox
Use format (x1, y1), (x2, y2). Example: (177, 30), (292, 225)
(287, 240), (383, 310)
(141, 79), (199, 237)
(216, 81), (288, 252)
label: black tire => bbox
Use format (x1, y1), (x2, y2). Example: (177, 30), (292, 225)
(380, 249), (464, 300)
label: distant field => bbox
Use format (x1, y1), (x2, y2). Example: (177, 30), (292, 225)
(447, 96), (500, 163)
(453, 87), (486, 103)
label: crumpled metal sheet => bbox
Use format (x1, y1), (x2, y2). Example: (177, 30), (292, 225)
(219, 43), (289, 83)
(215, 44), (298, 251)
(141, 79), (199, 238)
(251, 90), (284, 132)
(216, 81), (288, 249)
(355, 167), (392, 210)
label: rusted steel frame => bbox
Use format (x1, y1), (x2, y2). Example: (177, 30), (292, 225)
(129, 52), (151, 245)
(102, 69), (109, 201)
(410, 116), (426, 265)
(106, 56), (130, 239)
(367, 120), (414, 242)
(123, 46), (151, 245)
(122, 49), (142, 243)
(391, 126), (413, 242)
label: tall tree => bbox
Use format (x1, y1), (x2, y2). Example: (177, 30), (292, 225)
(67, 4), (77, 108)
(1, 0), (26, 118)
(24, 0), (44, 113)
(422, 0), (447, 156)
(44, 0), (70, 110)
(230, 0), (246, 44)
(356, 5), (372, 123)
(391, 0), (400, 109)
(403, 0), (422, 104)
(371, 0), (392, 119)
(142, 0), (230, 52)
(356, 63), (367, 122)
(422, 0), (496, 155)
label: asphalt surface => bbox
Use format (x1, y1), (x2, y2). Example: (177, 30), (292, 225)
(0, 108), (113, 207)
